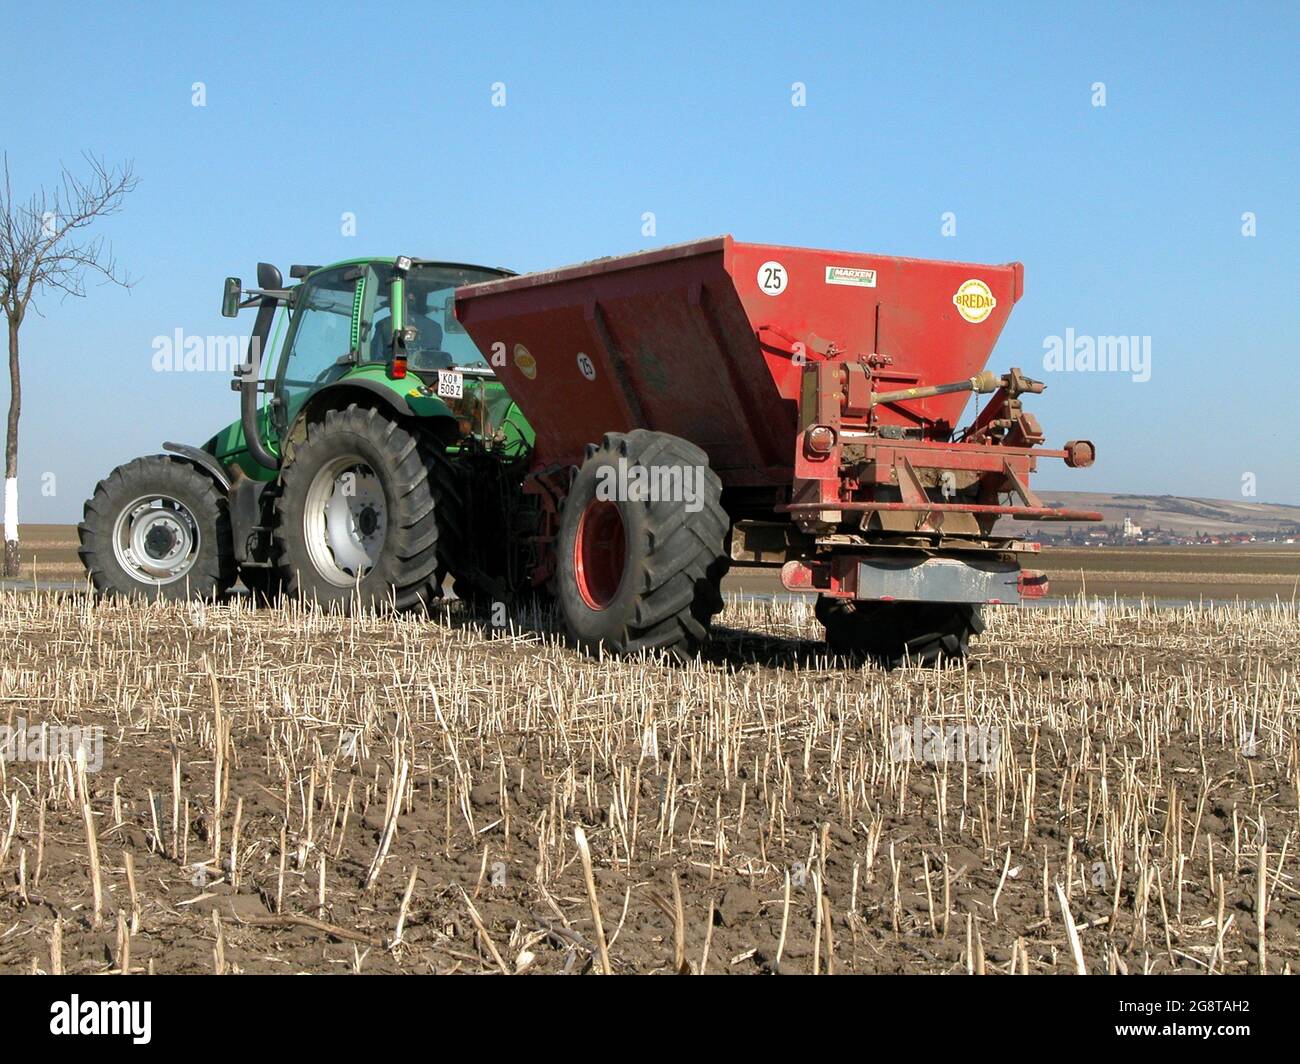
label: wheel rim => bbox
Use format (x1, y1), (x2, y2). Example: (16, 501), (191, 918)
(111, 494), (201, 584)
(573, 499), (627, 610)
(302, 455), (388, 588)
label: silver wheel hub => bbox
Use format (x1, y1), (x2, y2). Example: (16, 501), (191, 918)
(303, 456), (388, 587)
(112, 495), (201, 584)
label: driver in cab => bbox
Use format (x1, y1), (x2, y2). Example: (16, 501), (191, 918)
(370, 286), (453, 371)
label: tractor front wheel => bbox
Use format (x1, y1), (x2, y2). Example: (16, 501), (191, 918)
(555, 430), (729, 658)
(78, 456), (236, 600)
(274, 405), (454, 611)
(815, 597), (985, 667)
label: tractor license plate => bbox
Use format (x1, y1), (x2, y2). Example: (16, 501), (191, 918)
(436, 370), (464, 399)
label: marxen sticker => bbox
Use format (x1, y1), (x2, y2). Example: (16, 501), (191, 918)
(824, 265), (877, 288)
(952, 278), (997, 324)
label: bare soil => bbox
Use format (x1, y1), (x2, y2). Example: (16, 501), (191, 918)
(0, 593), (1295, 975)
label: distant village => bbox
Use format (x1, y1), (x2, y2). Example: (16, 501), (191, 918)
(1042, 515), (1300, 547)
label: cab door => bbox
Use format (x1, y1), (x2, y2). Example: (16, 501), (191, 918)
(271, 266), (361, 437)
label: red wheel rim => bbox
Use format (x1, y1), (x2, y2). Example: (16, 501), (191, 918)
(573, 499), (627, 610)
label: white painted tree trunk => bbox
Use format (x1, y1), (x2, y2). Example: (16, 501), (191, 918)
(5, 314), (19, 578)
(2, 477), (16, 577)
(3, 478), (15, 537)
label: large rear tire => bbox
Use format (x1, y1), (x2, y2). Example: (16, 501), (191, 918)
(815, 597), (985, 667)
(78, 456), (236, 601)
(556, 430), (729, 657)
(273, 405), (454, 611)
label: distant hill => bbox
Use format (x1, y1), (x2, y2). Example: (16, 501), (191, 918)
(997, 492), (1300, 537)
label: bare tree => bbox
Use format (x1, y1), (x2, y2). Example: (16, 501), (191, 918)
(0, 153), (138, 576)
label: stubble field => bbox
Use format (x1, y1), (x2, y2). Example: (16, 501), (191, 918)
(0, 592), (1296, 975)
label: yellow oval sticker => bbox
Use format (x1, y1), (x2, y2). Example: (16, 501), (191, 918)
(513, 344), (537, 380)
(952, 279), (997, 324)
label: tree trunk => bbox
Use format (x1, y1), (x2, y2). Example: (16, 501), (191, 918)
(3, 314), (18, 578)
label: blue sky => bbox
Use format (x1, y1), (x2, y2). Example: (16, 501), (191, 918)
(2, 1), (1297, 521)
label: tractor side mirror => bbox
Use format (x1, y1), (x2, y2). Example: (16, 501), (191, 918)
(221, 277), (241, 318)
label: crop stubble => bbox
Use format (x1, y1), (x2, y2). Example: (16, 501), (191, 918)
(0, 593), (1296, 975)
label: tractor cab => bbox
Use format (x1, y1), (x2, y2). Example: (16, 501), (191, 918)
(212, 257), (524, 480)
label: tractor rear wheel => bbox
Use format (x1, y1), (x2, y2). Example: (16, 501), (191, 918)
(273, 405), (454, 611)
(555, 430), (729, 657)
(78, 455), (236, 600)
(815, 597), (985, 667)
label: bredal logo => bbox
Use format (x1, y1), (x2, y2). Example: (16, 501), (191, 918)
(952, 278), (997, 324)
(512, 344), (537, 380)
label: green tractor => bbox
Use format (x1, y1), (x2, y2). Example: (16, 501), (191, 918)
(79, 257), (537, 609)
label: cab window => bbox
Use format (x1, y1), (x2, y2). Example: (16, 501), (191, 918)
(275, 267), (357, 428)
(361, 263), (501, 373)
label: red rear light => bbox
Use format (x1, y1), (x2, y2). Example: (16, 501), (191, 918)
(1017, 569), (1049, 598)
(389, 357), (407, 380)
